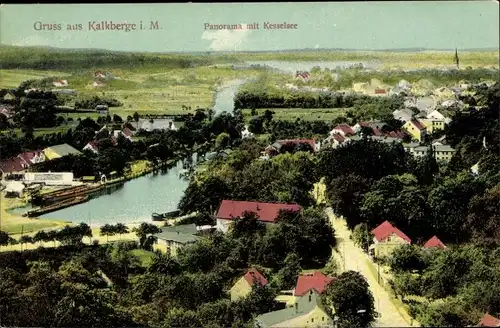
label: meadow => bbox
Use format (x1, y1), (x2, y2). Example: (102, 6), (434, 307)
(243, 107), (348, 122)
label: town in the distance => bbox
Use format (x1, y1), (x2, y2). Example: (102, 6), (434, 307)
(0, 46), (499, 328)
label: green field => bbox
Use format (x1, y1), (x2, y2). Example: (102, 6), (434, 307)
(1, 66), (262, 118)
(130, 249), (155, 267)
(243, 108), (349, 122)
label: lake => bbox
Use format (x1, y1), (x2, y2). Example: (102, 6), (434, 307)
(13, 79), (246, 225)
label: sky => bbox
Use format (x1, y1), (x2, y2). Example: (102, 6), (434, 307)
(0, 2), (499, 52)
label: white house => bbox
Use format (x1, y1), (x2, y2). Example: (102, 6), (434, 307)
(52, 80), (68, 87)
(83, 142), (99, 154)
(241, 125), (254, 139)
(330, 124), (354, 137)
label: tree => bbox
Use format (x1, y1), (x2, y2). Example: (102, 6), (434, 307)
(114, 223), (129, 240)
(0, 231), (10, 246)
(133, 111), (140, 129)
(389, 244), (427, 273)
(352, 223), (373, 252)
(274, 253), (301, 290)
(215, 132), (231, 150)
(18, 235), (34, 250)
(323, 270), (377, 328)
(133, 223), (161, 249)
(100, 224), (115, 243)
(163, 308), (201, 328)
(148, 252), (181, 276)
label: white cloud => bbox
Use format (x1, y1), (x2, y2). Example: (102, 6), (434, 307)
(201, 24), (251, 51)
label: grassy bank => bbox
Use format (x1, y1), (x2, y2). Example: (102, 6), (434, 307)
(243, 108), (349, 122)
(0, 196), (68, 235)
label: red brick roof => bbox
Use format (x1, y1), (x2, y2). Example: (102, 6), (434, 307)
(294, 271), (335, 296)
(423, 236), (446, 249)
(375, 88), (387, 94)
(372, 220), (411, 243)
(216, 200), (301, 223)
(372, 128), (383, 136)
(332, 124), (354, 136)
(18, 150), (43, 164)
(410, 118), (426, 130)
(331, 133), (346, 143)
(122, 127), (133, 137)
(278, 139), (316, 150)
(243, 268), (268, 287)
(478, 313), (500, 327)
(0, 157), (28, 173)
(386, 130), (406, 139)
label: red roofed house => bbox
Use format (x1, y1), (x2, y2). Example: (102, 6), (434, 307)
(230, 268), (268, 301)
(215, 200), (301, 233)
(369, 220), (412, 258)
(83, 141), (99, 154)
(477, 313), (500, 327)
(264, 139), (318, 156)
(374, 88), (387, 95)
(403, 118), (427, 142)
(324, 132), (350, 149)
(293, 271), (335, 297)
(423, 236), (446, 249)
(18, 150), (45, 165)
(0, 157), (29, 176)
(122, 127), (134, 139)
(330, 124), (354, 137)
(295, 71), (310, 81)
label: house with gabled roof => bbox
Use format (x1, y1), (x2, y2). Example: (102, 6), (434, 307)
(83, 141), (99, 154)
(294, 271), (336, 297)
(43, 143), (81, 160)
(477, 313), (500, 327)
(153, 223), (200, 256)
(369, 220), (412, 258)
(215, 200), (301, 234)
(0, 157), (29, 175)
(255, 284), (333, 328)
(403, 118), (427, 142)
(264, 139), (318, 156)
(330, 124), (354, 137)
(230, 268), (268, 302)
(423, 236), (446, 250)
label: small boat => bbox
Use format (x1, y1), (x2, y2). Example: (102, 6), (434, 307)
(152, 209), (181, 221)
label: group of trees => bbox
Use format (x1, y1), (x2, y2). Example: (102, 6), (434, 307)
(0, 223), (93, 250)
(235, 88), (404, 111)
(179, 140), (318, 214)
(74, 96), (123, 110)
(317, 82), (499, 246)
(388, 244), (500, 327)
(319, 82), (499, 325)
(0, 203), (337, 327)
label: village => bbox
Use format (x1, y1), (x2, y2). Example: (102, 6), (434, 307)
(0, 40), (498, 328)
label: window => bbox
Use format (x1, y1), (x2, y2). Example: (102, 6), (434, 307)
(311, 318), (314, 323)
(322, 317), (325, 321)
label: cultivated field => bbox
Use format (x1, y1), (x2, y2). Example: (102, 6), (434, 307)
(243, 108), (349, 122)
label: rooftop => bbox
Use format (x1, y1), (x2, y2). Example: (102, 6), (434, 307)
(372, 220), (411, 243)
(156, 224), (200, 244)
(294, 271), (335, 296)
(216, 200), (301, 223)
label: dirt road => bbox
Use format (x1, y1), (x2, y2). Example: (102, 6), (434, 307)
(325, 207), (416, 328)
